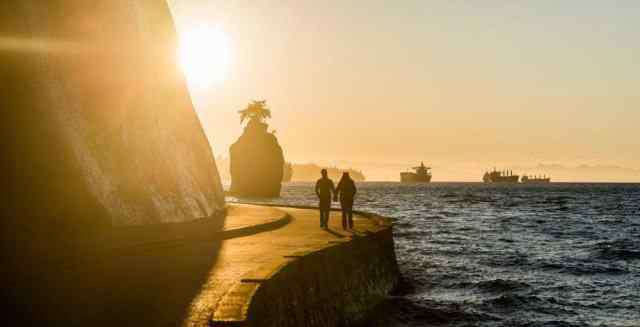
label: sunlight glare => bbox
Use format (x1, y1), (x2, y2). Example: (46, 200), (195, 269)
(178, 25), (231, 89)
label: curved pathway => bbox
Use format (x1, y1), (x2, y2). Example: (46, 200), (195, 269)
(51, 204), (287, 326)
(52, 204), (378, 326)
(184, 206), (378, 327)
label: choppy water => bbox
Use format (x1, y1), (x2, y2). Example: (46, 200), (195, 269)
(229, 182), (640, 327)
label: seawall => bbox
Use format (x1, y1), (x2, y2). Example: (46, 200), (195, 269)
(212, 206), (399, 327)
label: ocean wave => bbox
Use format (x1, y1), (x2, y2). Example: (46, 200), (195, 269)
(437, 210), (460, 217)
(484, 294), (545, 309)
(473, 279), (530, 293)
(594, 238), (640, 261)
(506, 320), (587, 327)
(482, 294), (578, 316)
(480, 254), (529, 267)
(538, 260), (628, 275)
(369, 297), (499, 326)
(449, 195), (495, 205)
(541, 195), (576, 204)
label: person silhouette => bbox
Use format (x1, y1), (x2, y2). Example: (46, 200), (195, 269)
(315, 169), (335, 228)
(335, 172), (357, 230)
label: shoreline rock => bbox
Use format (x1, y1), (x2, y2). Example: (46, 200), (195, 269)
(230, 120), (285, 197)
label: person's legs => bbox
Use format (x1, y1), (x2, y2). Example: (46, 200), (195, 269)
(324, 209), (331, 227)
(319, 198), (329, 227)
(324, 210), (330, 227)
(341, 208), (348, 230)
(345, 198), (354, 229)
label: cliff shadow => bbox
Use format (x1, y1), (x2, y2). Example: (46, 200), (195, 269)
(9, 212), (228, 326)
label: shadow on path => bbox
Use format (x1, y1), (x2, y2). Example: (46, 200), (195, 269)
(323, 227), (347, 238)
(46, 216), (228, 326)
(11, 205), (290, 326)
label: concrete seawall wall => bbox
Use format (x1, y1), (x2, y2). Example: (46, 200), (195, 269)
(213, 210), (399, 327)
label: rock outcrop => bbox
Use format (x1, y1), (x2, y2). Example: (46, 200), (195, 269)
(230, 120), (285, 197)
(1, 1), (225, 323)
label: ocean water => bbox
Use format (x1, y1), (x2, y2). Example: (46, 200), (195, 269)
(229, 182), (640, 327)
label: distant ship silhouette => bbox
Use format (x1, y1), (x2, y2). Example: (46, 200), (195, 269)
(483, 169), (552, 183)
(401, 162), (432, 183)
(483, 169), (519, 183)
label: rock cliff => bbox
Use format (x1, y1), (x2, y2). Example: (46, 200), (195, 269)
(230, 120), (285, 197)
(1, 1), (225, 322)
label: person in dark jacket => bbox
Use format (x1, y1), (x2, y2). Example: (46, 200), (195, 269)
(315, 169), (335, 228)
(335, 172), (357, 230)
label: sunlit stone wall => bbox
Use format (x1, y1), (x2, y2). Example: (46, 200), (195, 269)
(1, 1), (224, 233)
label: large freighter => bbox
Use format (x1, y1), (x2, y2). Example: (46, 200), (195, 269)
(483, 169), (519, 183)
(401, 162), (432, 183)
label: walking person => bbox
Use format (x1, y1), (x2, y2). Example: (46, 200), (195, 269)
(315, 169), (335, 228)
(335, 172), (357, 230)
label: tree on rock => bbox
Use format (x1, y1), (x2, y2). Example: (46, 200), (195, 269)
(238, 100), (271, 124)
(229, 100), (285, 197)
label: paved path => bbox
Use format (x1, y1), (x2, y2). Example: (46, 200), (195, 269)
(50, 204), (286, 326)
(52, 204), (377, 326)
(184, 206), (377, 327)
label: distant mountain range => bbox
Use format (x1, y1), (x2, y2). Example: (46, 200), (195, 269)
(215, 157), (366, 182)
(283, 163), (365, 182)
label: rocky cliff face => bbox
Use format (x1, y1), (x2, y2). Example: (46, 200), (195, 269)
(1, 1), (225, 227)
(230, 121), (284, 197)
(1, 1), (225, 321)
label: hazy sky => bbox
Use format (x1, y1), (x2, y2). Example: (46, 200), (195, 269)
(169, 1), (640, 181)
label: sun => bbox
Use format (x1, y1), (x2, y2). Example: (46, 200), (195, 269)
(178, 25), (231, 89)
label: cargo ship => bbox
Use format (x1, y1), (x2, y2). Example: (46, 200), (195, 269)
(483, 169), (519, 183)
(521, 174), (551, 183)
(401, 162), (432, 183)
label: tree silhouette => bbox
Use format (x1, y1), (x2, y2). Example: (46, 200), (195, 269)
(238, 100), (271, 125)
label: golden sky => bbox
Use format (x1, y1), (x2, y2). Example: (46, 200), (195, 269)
(169, 1), (640, 181)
